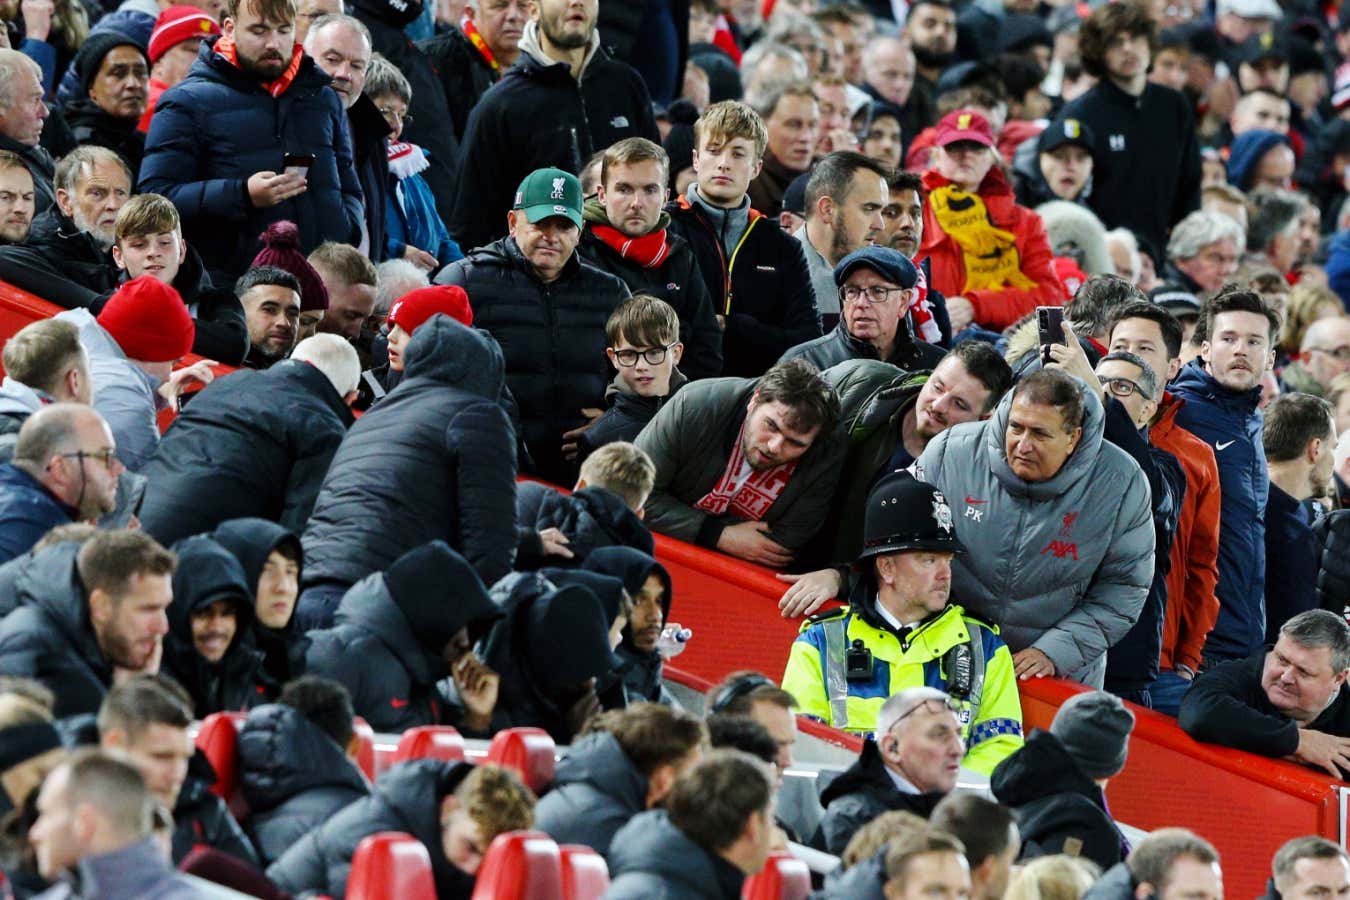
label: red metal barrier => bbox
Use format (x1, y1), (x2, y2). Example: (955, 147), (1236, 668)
(1020, 678), (1343, 900)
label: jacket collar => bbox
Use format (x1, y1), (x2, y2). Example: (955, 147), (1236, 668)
(1172, 358), (1263, 414)
(0, 132), (54, 176)
(516, 19), (602, 81)
(67, 836), (180, 899)
(270, 358), (356, 425)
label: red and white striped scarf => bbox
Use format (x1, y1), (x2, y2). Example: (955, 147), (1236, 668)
(693, 419), (799, 521)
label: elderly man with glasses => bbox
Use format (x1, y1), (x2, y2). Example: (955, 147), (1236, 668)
(0, 403), (124, 563)
(783, 471), (1023, 784)
(780, 246), (945, 372)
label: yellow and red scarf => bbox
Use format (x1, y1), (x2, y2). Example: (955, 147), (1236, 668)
(462, 17), (499, 73)
(928, 183), (1036, 294)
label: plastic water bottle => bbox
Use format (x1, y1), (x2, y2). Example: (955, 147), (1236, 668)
(657, 624), (693, 659)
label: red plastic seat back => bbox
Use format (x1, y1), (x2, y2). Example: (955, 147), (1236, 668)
(559, 845), (609, 900)
(393, 726), (466, 764)
(194, 712), (247, 815)
(470, 830), (563, 900)
(486, 727), (555, 793)
(345, 831), (436, 900)
(352, 717), (376, 780)
(741, 852), (811, 900)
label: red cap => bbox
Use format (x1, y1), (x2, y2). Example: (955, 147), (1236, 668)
(148, 6), (219, 64)
(386, 285), (474, 334)
(97, 275), (196, 363)
(934, 109), (995, 149)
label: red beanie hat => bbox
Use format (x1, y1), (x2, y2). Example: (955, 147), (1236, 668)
(148, 6), (219, 64)
(96, 275), (196, 363)
(250, 221), (329, 311)
(386, 285), (474, 334)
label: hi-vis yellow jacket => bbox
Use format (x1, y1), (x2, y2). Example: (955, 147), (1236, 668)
(781, 601), (1024, 775)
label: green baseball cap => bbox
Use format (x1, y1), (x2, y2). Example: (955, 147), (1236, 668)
(513, 167), (584, 228)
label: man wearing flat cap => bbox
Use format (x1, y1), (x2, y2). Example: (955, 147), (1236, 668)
(780, 246), (945, 372)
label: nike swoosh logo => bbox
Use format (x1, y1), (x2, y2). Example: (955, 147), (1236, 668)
(390, 698), (409, 709)
(965, 497), (988, 504)
(1216, 440), (1235, 451)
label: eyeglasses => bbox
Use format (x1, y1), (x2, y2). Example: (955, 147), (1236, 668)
(377, 106), (412, 127)
(612, 343), (678, 367)
(53, 449), (119, 471)
(1310, 346), (1350, 362)
(1098, 376), (1146, 399)
(1197, 250), (1239, 267)
(840, 284), (908, 305)
(889, 696), (964, 732)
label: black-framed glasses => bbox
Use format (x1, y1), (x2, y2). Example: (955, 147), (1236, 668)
(1098, 375), (1145, 399)
(889, 696), (963, 732)
(53, 449), (119, 471)
(377, 106), (412, 127)
(613, 343), (678, 367)
(840, 284), (908, 306)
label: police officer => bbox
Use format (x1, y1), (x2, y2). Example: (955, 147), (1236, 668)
(781, 471), (1024, 775)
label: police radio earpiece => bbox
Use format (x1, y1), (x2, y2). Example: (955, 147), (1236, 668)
(710, 673), (777, 714)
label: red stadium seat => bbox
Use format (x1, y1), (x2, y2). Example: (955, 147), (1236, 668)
(352, 717), (376, 780)
(345, 832), (436, 900)
(559, 845), (609, 900)
(741, 852), (811, 900)
(393, 726), (466, 764)
(194, 712), (247, 819)
(486, 728), (556, 793)
(470, 831), (563, 900)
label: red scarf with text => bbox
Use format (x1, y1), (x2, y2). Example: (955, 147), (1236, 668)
(461, 17), (499, 72)
(214, 34), (304, 98)
(694, 419), (799, 521)
(589, 223), (671, 269)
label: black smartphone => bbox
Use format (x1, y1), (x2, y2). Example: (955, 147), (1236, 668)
(1037, 306), (1065, 364)
(281, 153), (315, 176)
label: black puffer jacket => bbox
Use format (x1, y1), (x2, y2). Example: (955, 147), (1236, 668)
(435, 237), (629, 483)
(211, 518), (308, 688)
(584, 547), (675, 709)
(171, 770), (260, 867)
(139, 360), (353, 548)
(577, 217), (723, 380)
(575, 371), (687, 461)
(0, 207), (118, 309)
(533, 731), (648, 861)
(348, 93), (392, 263)
(301, 317), (517, 589)
(238, 703), (369, 867)
(514, 482), (653, 569)
(0, 133), (55, 214)
(814, 739), (945, 855)
(1314, 510), (1350, 619)
(446, 32), (659, 250)
(0, 542), (113, 719)
(990, 729), (1125, 871)
(62, 98), (146, 176)
(417, 26), (500, 144)
(162, 536), (271, 715)
(305, 544), (502, 733)
(267, 759), (478, 900)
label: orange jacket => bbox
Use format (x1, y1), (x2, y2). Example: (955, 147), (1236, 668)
(1152, 393), (1222, 672)
(919, 168), (1067, 331)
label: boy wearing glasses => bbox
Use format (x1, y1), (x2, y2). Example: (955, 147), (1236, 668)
(780, 246), (945, 372)
(575, 295), (686, 460)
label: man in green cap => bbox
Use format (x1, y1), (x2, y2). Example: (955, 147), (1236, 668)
(436, 166), (630, 483)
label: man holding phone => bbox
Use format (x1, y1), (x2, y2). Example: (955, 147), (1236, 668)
(139, 0), (363, 283)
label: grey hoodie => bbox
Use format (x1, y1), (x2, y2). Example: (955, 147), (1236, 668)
(915, 378), (1154, 685)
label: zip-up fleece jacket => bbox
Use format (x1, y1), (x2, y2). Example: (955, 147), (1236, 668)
(446, 22), (659, 250)
(915, 381), (1154, 684)
(1170, 359), (1268, 661)
(667, 193), (820, 378)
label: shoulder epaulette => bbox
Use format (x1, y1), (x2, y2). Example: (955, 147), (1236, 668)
(803, 605), (851, 631)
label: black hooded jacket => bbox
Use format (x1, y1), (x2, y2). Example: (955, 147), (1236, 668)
(584, 547), (675, 708)
(162, 536), (270, 715)
(211, 518), (308, 688)
(306, 544), (502, 733)
(301, 317), (517, 589)
(139, 359), (353, 547)
(417, 26), (501, 144)
(348, 93), (392, 263)
(171, 765), (261, 867)
(814, 739), (946, 855)
(62, 97), (146, 177)
(514, 482), (654, 570)
(435, 237), (630, 483)
(446, 40), (658, 250)
(990, 729), (1125, 871)
(267, 759), (478, 900)
(0, 207), (119, 309)
(575, 371), (688, 460)
(238, 703), (370, 867)
(0, 542), (113, 719)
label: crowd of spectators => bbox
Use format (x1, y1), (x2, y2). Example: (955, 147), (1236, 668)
(2, 0), (1350, 894)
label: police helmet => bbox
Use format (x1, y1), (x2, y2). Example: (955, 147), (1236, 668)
(857, 470), (965, 563)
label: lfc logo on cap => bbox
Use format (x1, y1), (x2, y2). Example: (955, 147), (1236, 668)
(550, 177), (566, 200)
(957, 113), (971, 130)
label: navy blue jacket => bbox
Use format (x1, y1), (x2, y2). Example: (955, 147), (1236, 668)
(1171, 359), (1268, 661)
(0, 464), (76, 564)
(139, 37), (363, 281)
(1264, 484), (1319, 640)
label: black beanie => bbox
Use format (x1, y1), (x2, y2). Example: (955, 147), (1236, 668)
(75, 32), (149, 98)
(385, 541), (499, 655)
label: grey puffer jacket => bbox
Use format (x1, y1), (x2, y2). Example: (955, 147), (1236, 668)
(915, 380), (1153, 684)
(604, 810), (746, 900)
(533, 731), (648, 861)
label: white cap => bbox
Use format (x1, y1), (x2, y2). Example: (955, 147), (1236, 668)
(1216, 0), (1282, 19)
